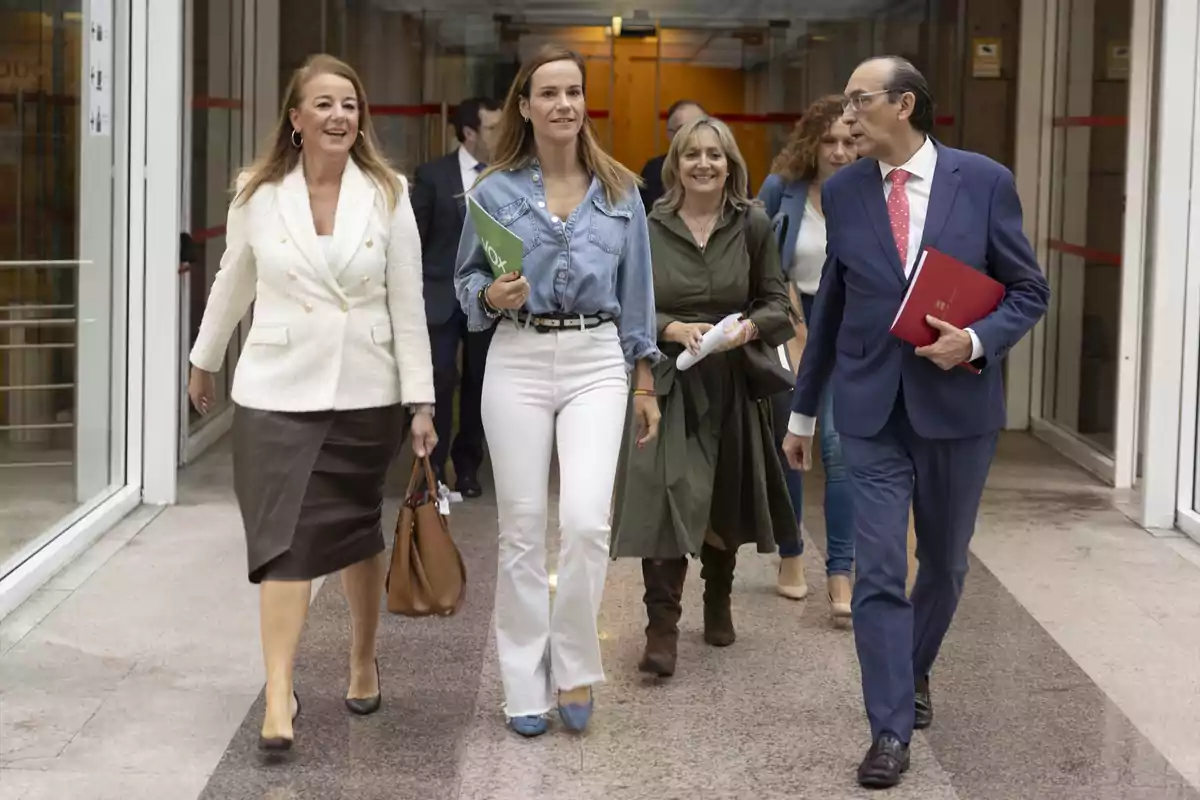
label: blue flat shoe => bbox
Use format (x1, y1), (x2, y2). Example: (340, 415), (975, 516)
(508, 715), (548, 737)
(557, 690), (594, 733)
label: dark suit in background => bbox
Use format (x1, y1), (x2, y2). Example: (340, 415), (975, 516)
(410, 152), (493, 485)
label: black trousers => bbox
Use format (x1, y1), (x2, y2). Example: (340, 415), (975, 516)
(428, 308), (494, 479)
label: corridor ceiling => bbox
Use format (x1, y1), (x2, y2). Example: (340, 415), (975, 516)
(368, 0), (921, 26)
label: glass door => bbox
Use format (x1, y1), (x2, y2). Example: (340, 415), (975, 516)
(1038, 0), (1133, 464)
(332, 6), (617, 175)
(179, 0), (247, 463)
(644, 7), (934, 196)
(0, 0), (129, 577)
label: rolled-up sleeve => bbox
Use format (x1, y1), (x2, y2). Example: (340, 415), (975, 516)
(615, 195), (662, 369)
(453, 189), (498, 333)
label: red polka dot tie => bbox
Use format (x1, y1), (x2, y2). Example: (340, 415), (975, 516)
(887, 168), (912, 267)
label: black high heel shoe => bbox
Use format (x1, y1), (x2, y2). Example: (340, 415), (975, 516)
(258, 691), (301, 752)
(345, 658), (382, 716)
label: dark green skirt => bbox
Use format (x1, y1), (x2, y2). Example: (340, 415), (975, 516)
(610, 348), (800, 560)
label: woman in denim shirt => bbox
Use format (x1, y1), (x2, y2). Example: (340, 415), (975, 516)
(454, 44), (661, 738)
(758, 96), (858, 618)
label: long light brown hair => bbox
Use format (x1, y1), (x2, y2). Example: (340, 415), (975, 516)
(235, 54), (401, 209)
(479, 44), (639, 205)
(769, 95), (847, 183)
(657, 116), (755, 215)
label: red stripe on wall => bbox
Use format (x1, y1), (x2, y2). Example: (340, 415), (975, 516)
(1047, 239), (1122, 265)
(193, 96), (243, 110)
(191, 225), (226, 243)
(368, 104), (956, 127)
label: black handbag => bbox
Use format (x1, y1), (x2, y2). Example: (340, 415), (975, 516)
(735, 340), (796, 399)
(738, 211), (800, 400)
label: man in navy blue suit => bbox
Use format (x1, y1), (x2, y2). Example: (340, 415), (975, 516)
(783, 57), (1049, 788)
(411, 97), (502, 497)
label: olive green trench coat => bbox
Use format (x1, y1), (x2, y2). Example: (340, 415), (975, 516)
(610, 203), (800, 560)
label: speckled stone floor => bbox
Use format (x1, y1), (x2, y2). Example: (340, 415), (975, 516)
(4, 433), (1200, 799)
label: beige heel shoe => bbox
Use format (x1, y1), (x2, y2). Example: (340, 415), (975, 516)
(828, 574), (852, 619)
(777, 555), (809, 600)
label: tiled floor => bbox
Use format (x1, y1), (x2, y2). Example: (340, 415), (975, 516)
(2, 433), (1200, 799)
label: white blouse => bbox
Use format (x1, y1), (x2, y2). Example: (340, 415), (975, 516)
(318, 234), (337, 268)
(789, 198), (827, 297)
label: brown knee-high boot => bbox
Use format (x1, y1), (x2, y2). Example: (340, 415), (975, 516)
(701, 543), (737, 647)
(638, 558), (688, 677)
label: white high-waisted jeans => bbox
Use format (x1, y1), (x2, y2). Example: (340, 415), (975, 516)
(482, 321), (629, 717)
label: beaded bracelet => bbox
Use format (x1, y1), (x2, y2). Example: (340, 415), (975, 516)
(478, 286), (502, 319)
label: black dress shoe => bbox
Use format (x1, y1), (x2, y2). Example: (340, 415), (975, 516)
(456, 472), (483, 499)
(345, 659), (382, 716)
(914, 676), (933, 730)
(857, 734), (910, 789)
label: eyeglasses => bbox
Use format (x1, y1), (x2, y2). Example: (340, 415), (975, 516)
(842, 90), (891, 113)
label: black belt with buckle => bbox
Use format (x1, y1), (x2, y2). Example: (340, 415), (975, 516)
(512, 311), (614, 333)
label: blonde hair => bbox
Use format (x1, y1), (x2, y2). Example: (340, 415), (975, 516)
(235, 54), (401, 209)
(657, 116), (755, 214)
(479, 44), (640, 206)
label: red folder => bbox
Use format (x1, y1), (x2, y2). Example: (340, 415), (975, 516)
(890, 248), (1005, 373)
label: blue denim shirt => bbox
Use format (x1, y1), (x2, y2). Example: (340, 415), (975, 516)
(453, 163), (661, 370)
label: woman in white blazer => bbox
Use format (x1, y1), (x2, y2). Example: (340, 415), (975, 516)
(187, 54), (436, 754)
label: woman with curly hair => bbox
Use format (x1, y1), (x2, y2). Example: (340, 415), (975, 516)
(758, 95), (858, 618)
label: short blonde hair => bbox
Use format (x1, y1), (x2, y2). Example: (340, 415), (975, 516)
(656, 117), (754, 214)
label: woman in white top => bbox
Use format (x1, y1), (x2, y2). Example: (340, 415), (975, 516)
(758, 95), (859, 618)
(187, 54), (436, 753)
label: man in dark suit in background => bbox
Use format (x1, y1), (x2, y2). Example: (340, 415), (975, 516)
(783, 57), (1049, 788)
(638, 99), (706, 208)
(411, 97), (502, 498)
(639, 99), (754, 207)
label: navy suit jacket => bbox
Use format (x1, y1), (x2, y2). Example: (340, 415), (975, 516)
(410, 152), (467, 326)
(792, 143), (1050, 440)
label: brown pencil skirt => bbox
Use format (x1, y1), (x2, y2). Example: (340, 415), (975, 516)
(232, 403), (406, 584)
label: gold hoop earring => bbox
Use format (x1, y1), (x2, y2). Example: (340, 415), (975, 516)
(291, 129), (302, 148)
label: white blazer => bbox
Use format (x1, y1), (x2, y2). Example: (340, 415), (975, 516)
(189, 159), (435, 412)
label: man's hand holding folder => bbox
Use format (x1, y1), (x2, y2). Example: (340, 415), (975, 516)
(889, 248), (1005, 374)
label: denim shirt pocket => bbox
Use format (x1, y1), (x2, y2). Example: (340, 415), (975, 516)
(494, 197), (542, 257)
(587, 195), (633, 257)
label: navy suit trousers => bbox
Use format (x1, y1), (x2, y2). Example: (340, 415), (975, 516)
(839, 391), (998, 743)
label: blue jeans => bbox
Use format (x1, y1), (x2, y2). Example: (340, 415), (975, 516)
(774, 293), (854, 576)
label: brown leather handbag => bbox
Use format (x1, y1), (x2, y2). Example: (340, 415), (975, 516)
(385, 455), (466, 616)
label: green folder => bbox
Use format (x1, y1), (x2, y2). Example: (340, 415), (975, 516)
(467, 196), (523, 278)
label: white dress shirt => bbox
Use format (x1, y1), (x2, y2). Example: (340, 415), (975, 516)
(787, 137), (983, 438)
(459, 145), (483, 195)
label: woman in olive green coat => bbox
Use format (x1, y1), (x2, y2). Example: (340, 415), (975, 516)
(611, 117), (799, 678)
